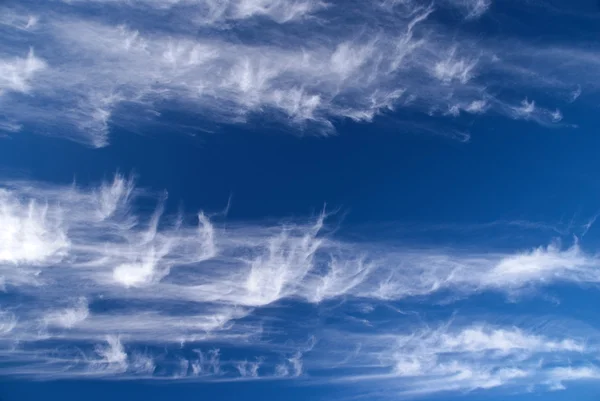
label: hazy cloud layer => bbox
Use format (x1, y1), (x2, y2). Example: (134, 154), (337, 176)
(0, 0), (595, 145)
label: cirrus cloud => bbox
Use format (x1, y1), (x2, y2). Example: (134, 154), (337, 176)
(1, 0), (595, 145)
(1, 173), (600, 396)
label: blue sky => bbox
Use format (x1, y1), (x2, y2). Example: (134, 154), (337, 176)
(3, 0), (600, 400)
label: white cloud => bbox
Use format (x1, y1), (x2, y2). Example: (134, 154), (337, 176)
(570, 85), (582, 102)
(0, 0), (586, 146)
(459, 0), (492, 19)
(1, 174), (600, 388)
(484, 243), (591, 287)
(96, 174), (134, 220)
(129, 352), (156, 374)
(236, 359), (262, 377)
(493, 97), (568, 127)
(274, 352), (304, 377)
(350, 242), (600, 302)
(191, 349), (222, 375)
(0, 188), (69, 267)
(44, 298), (90, 328)
(2, 0), (600, 395)
(436, 326), (583, 354)
(0, 49), (46, 96)
(446, 99), (488, 116)
(546, 366), (600, 390)
(226, 0), (325, 23)
(433, 48), (478, 84)
(61, 0), (324, 24)
(0, 310), (17, 335)
(465, 99), (487, 113)
(514, 98), (536, 116)
(94, 335), (129, 373)
(321, 322), (593, 395)
(3, 174), (600, 304)
(0, 7), (38, 31)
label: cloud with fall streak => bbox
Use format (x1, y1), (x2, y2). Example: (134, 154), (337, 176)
(1, 174), (600, 395)
(0, 0), (593, 145)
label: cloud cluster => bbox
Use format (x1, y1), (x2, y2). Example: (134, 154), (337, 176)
(317, 322), (595, 395)
(1, 0), (593, 145)
(1, 174), (600, 395)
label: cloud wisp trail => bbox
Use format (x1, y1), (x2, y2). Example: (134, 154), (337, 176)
(1, 174), (600, 396)
(0, 0), (595, 145)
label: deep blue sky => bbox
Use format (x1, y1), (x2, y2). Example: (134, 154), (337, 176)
(3, 0), (600, 400)
(3, 103), (600, 230)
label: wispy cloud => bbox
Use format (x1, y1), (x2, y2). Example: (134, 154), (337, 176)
(1, 0), (594, 145)
(318, 322), (592, 395)
(61, 0), (325, 24)
(0, 10), (38, 31)
(1, 174), (600, 395)
(0, 49), (46, 96)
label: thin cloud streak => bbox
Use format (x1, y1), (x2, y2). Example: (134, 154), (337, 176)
(1, 174), (600, 394)
(1, 0), (595, 145)
(316, 322), (593, 395)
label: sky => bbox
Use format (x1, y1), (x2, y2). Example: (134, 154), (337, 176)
(2, 0), (600, 400)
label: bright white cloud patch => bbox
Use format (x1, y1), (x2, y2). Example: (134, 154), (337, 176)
(1, 174), (600, 394)
(0, 188), (69, 266)
(0, 0), (592, 145)
(0, 49), (46, 96)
